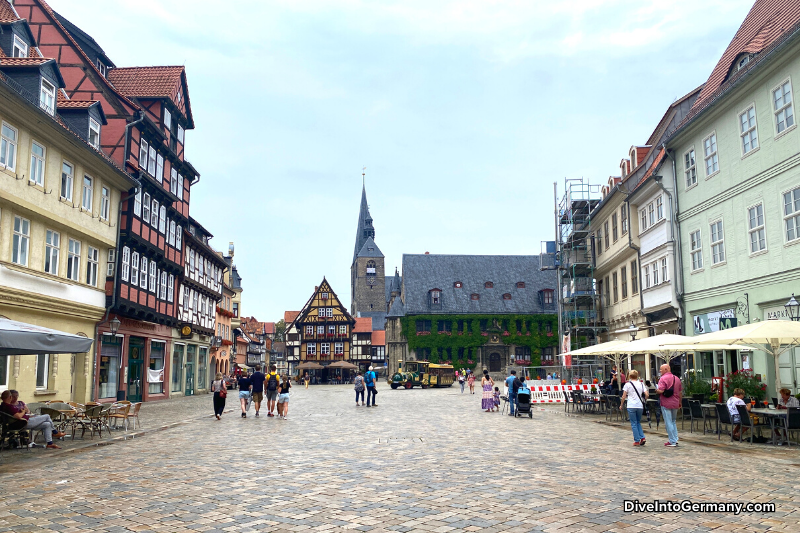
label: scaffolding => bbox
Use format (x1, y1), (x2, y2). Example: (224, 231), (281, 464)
(541, 178), (605, 366)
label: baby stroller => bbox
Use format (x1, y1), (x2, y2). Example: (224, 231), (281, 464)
(515, 389), (533, 418)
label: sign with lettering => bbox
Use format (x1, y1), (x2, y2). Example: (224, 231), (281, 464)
(764, 305), (793, 321)
(693, 308), (736, 335)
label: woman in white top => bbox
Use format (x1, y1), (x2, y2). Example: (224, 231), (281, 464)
(620, 369), (649, 446)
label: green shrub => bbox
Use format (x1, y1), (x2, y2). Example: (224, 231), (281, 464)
(724, 369), (766, 401)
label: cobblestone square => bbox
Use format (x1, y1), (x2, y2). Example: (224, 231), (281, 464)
(1, 386), (799, 532)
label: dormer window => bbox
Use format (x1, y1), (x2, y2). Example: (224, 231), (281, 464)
(540, 289), (555, 308)
(40, 79), (56, 115)
(96, 59), (107, 77)
(503, 293), (512, 300)
(428, 289), (442, 308)
(516, 282), (525, 289)
(176, 91), (182, 104)
(454, 281), (462, 288)
(737, 54), (752, 71)
(471, 293), (480, 301)
(12, 35), (28, 58)
(88, 118), (100, 149)
(484, 282), (493, 289)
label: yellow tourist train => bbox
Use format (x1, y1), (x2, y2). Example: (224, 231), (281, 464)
(390, 360), (455, 389)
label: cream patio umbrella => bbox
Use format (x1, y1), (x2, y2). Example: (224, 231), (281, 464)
(560, 340), (628, 372)
(686, 320), (800, 392)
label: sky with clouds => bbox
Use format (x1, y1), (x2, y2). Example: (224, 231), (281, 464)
(51, 0), (755, 321)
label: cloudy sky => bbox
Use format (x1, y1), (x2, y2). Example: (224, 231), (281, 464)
(53, 0), (755, 321)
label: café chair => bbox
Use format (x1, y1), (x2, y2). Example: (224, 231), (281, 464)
(680, 398), (691, 429)
(126, 403), (143, 430)
(781, 407), (800, 446)
(715, 403), (735, 442)
(687, 400), (707, 434)
(735, 404), (769, 444)
(0, 411), (30, 451)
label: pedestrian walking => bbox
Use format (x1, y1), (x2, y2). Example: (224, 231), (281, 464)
(238, 372), (252, 418)
(365, 365), (378, 407)
(278, 374), (292, 419)
(505, 370), (521, 416)
(250, 365), (266, 417)
(656, 364), (682, 447)
(354, 371), (365, 406)
(493, 387), (501, 411)
(467, 371), (476, 394)
(620, 370), (648, 446)
(458, 372), (466, 393)
(265, 365), (280, 417)
(303, 372), (310, 389)
(481, 370), (494, 412)
(211, 372), (227, 420)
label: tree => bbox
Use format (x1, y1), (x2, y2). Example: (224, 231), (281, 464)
(274, 319), (286, 342)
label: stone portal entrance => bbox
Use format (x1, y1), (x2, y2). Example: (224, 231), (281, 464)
(489, 353), (502, 372)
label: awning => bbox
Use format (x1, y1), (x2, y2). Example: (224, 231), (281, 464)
(0, 318), (94, 356)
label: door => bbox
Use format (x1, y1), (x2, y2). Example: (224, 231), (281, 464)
(127, 337), (144, 402)
(779, 347), (800, 394)
(489, 353), (501, 372)
(185, 344), (196, 395)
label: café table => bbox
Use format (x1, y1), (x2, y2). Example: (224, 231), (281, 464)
(751, 408), (789, 445)
(701, 404), (719, 435)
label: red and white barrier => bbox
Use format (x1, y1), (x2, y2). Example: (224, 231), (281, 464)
(508, 383), (599, 403)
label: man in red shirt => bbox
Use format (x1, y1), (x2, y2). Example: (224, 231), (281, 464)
(0, 390), (65, 449)
(656, 364), (682, 447)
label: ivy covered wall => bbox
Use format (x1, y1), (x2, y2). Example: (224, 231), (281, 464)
(400, 314), (558, 370)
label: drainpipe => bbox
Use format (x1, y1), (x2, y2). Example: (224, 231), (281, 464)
(664, 147), (686, 336)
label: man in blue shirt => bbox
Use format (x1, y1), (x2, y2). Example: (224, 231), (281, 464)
(506, 370), (518, 416)
(364, 365), (378, 407)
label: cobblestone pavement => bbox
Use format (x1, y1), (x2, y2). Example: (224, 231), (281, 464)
(1, 385), (800, 532)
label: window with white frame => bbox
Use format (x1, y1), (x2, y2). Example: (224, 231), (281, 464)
(690, 230), (703, 270)
(178, 125), (185, 144)
(142, 193), (150, 223)
(170, 168), (177, 195)
(176, 225), (182, 250)
(656, 196), (663, 220)
(148, 146), (156, 175)
(739, 105), (759, 154)
(149, 261), (157, 292)
(169, 220), (176, 246)
(121, 247), (130, 281)
(176, 173), (183, 201)
(305, 326), (313, 335)
(12, 35), (28, 58)
(168, 274), (174, 302)
(631, 260), (638, 294)
(621, 204), (628, 235)
(612, 213), (618, 242)
(61, 161), (73, 201)
(684, 148), (697, 188)
(134, 190), (142, 217)
(643, 265), (650, 289)
(307, 343), (316, 355)
(40, 79), (55, 115)
(159, 205), (166, 233)
(156, 154), (164, 183)
(640, 208), (647, 232)
(139, 139), (149, 170)
(748, 203), (766, 253)
(320, 342), (330, 355)
(164, 108), (172, 130)
(44, 229), (59, 275)
(710, 220), (725, 264)
(317, 325), (324, 334)
(82, 176), (93, 212)
(86, 246), (99, 286)
(773, 80), (794, 134)
(662, 258), (668, 282)
(652, 261), (659, 285)
(30, 141), (45, 186)
(1, 122), (18, 170)
(596, 230), (602, 255)
(35, 354), (49, 389)
(604, 220), (609, 249)
(612, 272), (618, 303)
(783, 187), (800, 242)
(334, 342), (344, 354)
(703, 133), (719, 176)
(339, 325), (347, 334)
(621, 266), (628, 298)
(151, 198), (159, 227)
(160, 271), (167, 299)
(648, 202), (655, 226)
(12, 216), (29, 266)
(67, 239), (81, 281)
(88, 118), (101, 149)
(328, 325), (336, 335)
(131, 252), (139, 285)
(107, 249), (115, 277)
(140, 256), (148, 289)
(100, 186), (110, 220)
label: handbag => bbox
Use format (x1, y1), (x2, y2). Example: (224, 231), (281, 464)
(218, 381), (227, 399)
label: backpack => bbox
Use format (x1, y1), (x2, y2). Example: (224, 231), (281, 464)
(365, 371), (374, 386)
(267, 373), (279, 391)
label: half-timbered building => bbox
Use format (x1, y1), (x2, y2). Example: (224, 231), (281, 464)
(291, 279), (355, 378)
(351, 317), (373, 372)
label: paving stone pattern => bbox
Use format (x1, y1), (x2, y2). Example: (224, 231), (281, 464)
(1, 385), (799, 532)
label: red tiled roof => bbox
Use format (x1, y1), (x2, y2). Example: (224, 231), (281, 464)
(635, 147), (667, 188)
(263, 322), (275, 334)
(0, 1), (18, 23)
(635, 146), (650, 165)
(57, 93), (96, 109)
(692, 0), (800, 112)
(354, 317), (372, 333)
(284, 311), (300, 324)
(107, 66), (184, 98)
(0, 57), (51, 66)
(371, 330), (385, 346)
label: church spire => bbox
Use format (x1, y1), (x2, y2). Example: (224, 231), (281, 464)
(353, 174), (375, 265)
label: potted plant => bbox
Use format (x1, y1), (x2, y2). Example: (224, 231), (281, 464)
(724, 369), (766, 401)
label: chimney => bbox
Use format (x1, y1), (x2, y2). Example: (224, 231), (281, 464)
(424, 251), (429, 255)
(228, 242), (235, 257)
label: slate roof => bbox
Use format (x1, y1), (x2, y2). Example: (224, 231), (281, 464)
(352, 184), (376, 264)
(387, 297), (405, 318)
(386, 270), (402, 302)
(360, 311), (386, 331)
(400, 254), (557, 315)
(357, 236), (383, 258)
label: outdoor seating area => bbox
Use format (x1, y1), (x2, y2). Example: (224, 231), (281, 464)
(0, 400), (142, 452)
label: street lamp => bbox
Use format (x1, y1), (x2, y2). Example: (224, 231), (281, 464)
(626, 322), (638, 341)
(785, 294), (800, 321)
(109, 317), (121, 335)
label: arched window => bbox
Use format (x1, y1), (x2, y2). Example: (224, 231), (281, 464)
(428, 288), (442, 308)
(485, 281), (493, 289)
(366, 260), (376, 276)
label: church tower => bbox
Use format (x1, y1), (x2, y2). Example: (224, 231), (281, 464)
(351, 180), (386, 328)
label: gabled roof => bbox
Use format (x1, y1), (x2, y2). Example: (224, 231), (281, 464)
(387, 296), (405, 318)
(0, 0), (18, 23)
(52, 10), (115, 67)
(353, 184), (376, 264)
(263, 322), (275, 335)
(692, 0), (800, 113)
(401, 254), (557, 315)
(284, 311), (300, 324)
(357, 236), (384, 258)
(354, 317), (373, 333)
(372, 330), (385, 346)
(107, 66), (194, 128)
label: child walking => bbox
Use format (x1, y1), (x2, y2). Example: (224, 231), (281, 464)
(492, 387), (501, 412)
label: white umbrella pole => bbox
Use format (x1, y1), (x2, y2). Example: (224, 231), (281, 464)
(772, 340), (782, 394)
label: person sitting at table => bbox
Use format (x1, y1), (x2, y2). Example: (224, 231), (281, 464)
(726, 388), (751, 441)
(0, 390), (65, 449)
(777, 388), (800, 409)
(9, 390), (26, 412)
